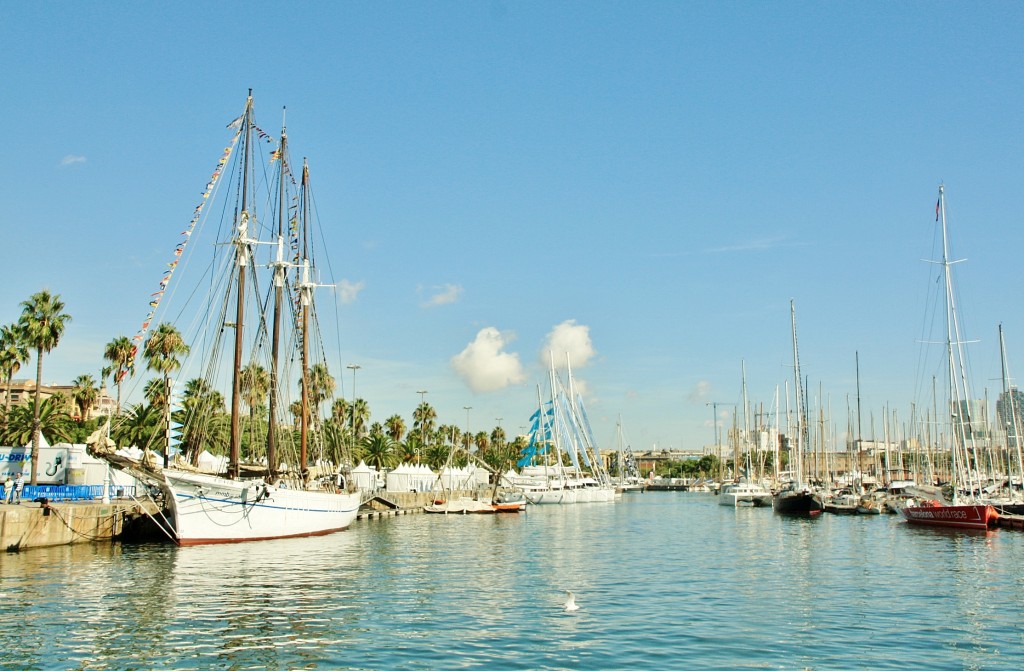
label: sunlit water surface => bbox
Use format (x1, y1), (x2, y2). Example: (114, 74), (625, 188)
(3, 494), (1024, 670)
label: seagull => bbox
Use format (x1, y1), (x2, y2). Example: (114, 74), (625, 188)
(563, 590), (580, 612)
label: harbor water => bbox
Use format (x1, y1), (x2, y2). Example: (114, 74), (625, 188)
(3, 493), (1023, 670)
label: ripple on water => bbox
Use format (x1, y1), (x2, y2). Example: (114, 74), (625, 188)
(4, 496), (1024, 670)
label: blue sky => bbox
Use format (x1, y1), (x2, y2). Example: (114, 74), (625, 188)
(3, 2), (1023, 452)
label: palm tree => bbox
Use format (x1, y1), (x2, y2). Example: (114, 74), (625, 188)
(413, 401), (437, 440)
(360, 433), (398, 471)
(143, 323), (189, 466)
(385, 414), (406, 442)
(179, 378), (227, 463)
(239, 362), (270, 417)
(474, 430), (490, 454)
(142, 377), (167, 408)
(306, 362), (335, 422)
(0, 395), (74, 446)
(240, 361), (270, 456)
(491, 426), (507, 451)
(111, 402), (163, 452)
(0, 323), (29, 424)
(330, 398), (349, 425)
(71, 374), (99, 423)
(351, 398), (370, 441)
(103, 335), (135, 416)
(289, 399), (303, 430)
(400, 434), (422, 464)
(18, 290), (72, 484)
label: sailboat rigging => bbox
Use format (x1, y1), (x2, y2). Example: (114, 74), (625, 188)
(90, 91), (361, 544)
(901, 185), (998, 530)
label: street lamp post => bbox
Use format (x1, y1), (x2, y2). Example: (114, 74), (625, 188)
(464, 406), (472, 452)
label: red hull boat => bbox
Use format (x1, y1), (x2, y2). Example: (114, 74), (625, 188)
(901, 500), (999, 531)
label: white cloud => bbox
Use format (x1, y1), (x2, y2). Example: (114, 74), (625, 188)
(451, 327), (526, 392)
(424, 283), (462, 307)
(540, 320), (596, 370)
(688, 379), (711, 404)
(60, 155), (86, 167)
(338, 279), (364, 304)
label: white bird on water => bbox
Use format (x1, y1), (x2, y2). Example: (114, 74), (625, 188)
(563, 590), (580, 612)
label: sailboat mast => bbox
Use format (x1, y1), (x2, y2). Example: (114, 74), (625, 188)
(267, 113), (288, 478)
(998, 324), (1024, 498)
(741, 359), (749, 478)
(229, 90), (254, 480)
(299, 160), (312, 481)
(938, 184), (977, 502)
(790, 299), (804, 485)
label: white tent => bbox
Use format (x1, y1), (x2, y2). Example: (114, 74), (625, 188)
(24, 430), (51, 449)
(350, 461), (376, 491)
(197, 450), (229, 473)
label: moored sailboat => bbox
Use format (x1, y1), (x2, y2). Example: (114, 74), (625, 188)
(92, 92), (361, 544)
(773, 300), (824, 517)
(900, 185), (998, 531)
(511, 358), (616, 504)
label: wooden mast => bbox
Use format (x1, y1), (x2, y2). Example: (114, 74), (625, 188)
(228, 90), (254, 480)
(267, 111), (288, 479)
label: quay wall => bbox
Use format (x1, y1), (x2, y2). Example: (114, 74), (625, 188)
(0, 500), (155, 552)
(1, 489), (481, 552)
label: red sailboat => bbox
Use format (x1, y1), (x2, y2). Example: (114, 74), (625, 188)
(901, 185), (998, 532)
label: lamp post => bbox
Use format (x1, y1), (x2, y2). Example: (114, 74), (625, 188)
(464, 406), (472, 452)
(417, 390), (428, 462)
(347, 364), (360, 453)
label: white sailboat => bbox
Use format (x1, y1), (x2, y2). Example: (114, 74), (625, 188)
(510, 358), (617, 504)
(92, 92), (361, 544)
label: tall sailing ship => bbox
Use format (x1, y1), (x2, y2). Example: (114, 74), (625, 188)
(900, 185), (997, 531)
(92, 91), (361, 544)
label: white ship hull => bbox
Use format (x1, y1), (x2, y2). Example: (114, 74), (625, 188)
(163, 470), (361, 546)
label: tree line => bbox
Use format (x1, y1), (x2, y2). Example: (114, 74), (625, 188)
(1, 290), (526, 484)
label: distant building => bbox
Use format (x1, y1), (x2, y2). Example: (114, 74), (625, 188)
(0, 379), (117, 420)
(954, 399), (990, 440)
(996, 388), (1024, 446)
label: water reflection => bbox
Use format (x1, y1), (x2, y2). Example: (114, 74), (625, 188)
(3, 496), (1024, 670)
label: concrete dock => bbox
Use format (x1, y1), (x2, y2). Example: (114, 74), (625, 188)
(0, 490), (472, 552)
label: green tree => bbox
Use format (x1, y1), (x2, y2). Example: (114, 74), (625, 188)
(360, 433), (398, 471)
(143, 323), (189, 466)
(330, 398), (349, 425)
(71, 374), (99, 423)
(18, 290), (72, 484)
(179, 378), (226, 463)
(351, 398), (370, 440)
(111, 402), (163, 452)
(400, 434), (422, 464)
(0, 323), (29, 424)
(0, 395), (74, 447)
(240, 362), (270, 456)
(413, 401), (436, 448)
(103, 335), (135, 416)
(385, 414), (406, 442)
(306, 362), (335, 422)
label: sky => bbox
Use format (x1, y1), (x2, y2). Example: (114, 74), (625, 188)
(2, 2), (1023, 453)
